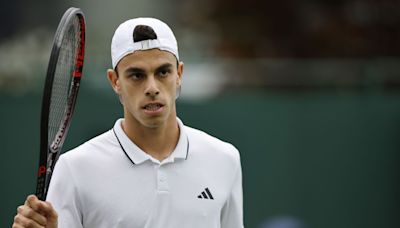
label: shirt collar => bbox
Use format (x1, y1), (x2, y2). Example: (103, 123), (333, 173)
(112, 118), (189, 165)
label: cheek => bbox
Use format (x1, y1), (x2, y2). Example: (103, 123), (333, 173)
(167, 77), (178, 93)
(120, 85), (140, 104)
(166, 85), (177, 101)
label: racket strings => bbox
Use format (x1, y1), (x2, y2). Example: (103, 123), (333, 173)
(48, 17), (81, 148)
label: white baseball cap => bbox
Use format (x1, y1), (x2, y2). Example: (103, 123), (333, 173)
(111, 17), (179, 69)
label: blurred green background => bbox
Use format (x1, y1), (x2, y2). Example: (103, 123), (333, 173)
(1, 0), (399, 227)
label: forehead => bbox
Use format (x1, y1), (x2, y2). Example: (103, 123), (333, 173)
(117, 49), (176, 71)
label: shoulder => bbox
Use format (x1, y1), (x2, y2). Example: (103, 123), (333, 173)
(58, 129), (119, 167)
(184, 125), (241, 167)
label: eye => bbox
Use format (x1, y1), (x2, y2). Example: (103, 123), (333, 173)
(157, 69), (171, 78)
(129, 73), (144, 80)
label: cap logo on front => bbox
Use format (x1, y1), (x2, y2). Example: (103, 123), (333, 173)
(111, 18), (179, 69)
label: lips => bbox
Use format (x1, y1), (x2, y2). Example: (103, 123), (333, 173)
(142, 102), (164, 115)
(143, 103), (163, 111)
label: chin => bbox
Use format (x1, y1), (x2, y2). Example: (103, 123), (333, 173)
(141, 117), (165, 129)
(143, 122), (161, 129)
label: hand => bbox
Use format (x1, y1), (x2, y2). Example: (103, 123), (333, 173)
(12, 195), (58, 228)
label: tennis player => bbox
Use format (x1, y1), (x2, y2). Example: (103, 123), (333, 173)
(13, 17), (243, 228)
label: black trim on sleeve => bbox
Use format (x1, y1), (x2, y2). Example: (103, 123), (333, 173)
(112, 128), (136, 165)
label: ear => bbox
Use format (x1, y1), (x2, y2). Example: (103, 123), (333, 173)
(176, 61), (184, 86)
(107, 69), (121, 94)
(175, 61), (184, 100)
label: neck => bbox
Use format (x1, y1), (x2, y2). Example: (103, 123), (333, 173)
(122, 114), (180, 162)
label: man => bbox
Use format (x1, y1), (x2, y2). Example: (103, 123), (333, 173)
(13, 17), (243, 228)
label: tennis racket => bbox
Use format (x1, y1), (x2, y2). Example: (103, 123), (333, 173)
(36, 7), (86, 201)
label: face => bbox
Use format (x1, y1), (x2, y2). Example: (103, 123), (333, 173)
(107, 49), (183, 129)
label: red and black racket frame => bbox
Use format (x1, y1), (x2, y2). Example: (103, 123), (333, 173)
(36, 7), (85, 201)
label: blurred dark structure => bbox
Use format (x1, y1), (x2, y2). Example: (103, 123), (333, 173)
(176, 0), (400, 90)
(0, 0), (62, 41)
(178, 0), (400, 58)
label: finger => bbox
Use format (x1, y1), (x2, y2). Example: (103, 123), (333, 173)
(41, 201), (58, 223)
(24, 195), (58, 226)
(17, 205), (47, 226)
(12, 224), (24, 228)
(25, 195), (50, 215)
(12, 221), (24, 228)
(25, 195), (40, 209)
(13, 213), (44, 228)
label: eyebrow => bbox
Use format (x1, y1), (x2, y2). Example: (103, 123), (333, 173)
(123, 63), (174, 75)
(155, 63), (174, 72)
(124, 67), (146, 75)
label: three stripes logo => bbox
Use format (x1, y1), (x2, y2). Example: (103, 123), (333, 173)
(197, 187), (214, 200)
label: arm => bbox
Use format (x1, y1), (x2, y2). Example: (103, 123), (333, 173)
(221, 153), (244, 228)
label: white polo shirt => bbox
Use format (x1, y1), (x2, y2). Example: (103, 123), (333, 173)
(47, 118), (243, 228)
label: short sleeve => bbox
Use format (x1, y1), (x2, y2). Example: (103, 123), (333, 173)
(46, 156), (83, 228)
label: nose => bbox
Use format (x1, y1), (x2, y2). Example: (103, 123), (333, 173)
(144, 76), (160, 97)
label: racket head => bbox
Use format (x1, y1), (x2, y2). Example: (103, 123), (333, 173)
(36, 7), (86, 200)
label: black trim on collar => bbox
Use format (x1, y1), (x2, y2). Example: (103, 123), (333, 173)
(113, 128), (136, 165)
(112, 127), (190, 163)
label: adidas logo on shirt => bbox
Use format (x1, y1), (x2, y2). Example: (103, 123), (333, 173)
(197, 187), (214, 200)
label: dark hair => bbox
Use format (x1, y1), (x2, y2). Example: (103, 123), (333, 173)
(133, 25), (157, 42)
(115, 25), (178, 76)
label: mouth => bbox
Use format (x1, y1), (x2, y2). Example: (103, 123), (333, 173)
(142, 102), (164, 115)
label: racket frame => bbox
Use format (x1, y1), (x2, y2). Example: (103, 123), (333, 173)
(36, 7), (86, 200)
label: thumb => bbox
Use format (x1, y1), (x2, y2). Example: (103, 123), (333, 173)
(25, 194), (39, 208)
(42, 201), (58, 225)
